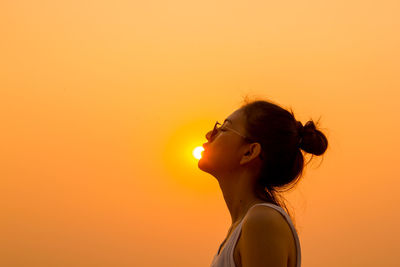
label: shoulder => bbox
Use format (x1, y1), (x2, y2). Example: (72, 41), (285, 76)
(242, 204), (290, 236)
(239, 205), (292, 266)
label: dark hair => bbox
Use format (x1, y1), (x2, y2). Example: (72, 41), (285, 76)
(239, 96), (329, 231)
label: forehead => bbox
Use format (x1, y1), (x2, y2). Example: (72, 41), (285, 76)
(224, 109), (244, 125)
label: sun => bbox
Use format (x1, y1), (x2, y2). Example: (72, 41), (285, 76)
(192, 146), (205, 159)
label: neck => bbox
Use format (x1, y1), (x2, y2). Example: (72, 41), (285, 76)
(217, 169), (268, 226)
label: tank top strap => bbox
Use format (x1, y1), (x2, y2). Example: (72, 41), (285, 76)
(246, 202), (302, 267)
(210, 202), (301, 267)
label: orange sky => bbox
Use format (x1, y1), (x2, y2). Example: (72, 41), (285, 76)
(1, 1), (399, 266)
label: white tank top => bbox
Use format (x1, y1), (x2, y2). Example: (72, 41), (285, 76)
(209, 203), (301, 267)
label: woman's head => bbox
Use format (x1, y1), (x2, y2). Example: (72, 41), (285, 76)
(199, 97), (329, 220)
(199, 107), (265, 179)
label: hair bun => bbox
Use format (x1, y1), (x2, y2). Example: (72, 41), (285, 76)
(299, 120), (328, 156)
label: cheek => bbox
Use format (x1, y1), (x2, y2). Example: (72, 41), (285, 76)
(208, 142), (241, 167)
(198, 144), (241, 176)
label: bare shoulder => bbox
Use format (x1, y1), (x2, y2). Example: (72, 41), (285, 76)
(238, 205), (293, 266)
(243, 204), (291, 234)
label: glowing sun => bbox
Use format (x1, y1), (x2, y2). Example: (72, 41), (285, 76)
(193, 146), (205, 159)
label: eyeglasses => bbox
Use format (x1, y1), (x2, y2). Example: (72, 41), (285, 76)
(208, 120), (263, 159)
(209, 121), (251, 142)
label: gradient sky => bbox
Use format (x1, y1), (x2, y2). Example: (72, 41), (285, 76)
(1, 1), (399, 266)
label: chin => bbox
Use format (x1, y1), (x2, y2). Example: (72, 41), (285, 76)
(197, 156), (206, 170)
(197, 156), (212, 174)
(198, 157), (222, 180)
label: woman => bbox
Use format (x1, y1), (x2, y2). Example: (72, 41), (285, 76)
(198, 98), (328, 267)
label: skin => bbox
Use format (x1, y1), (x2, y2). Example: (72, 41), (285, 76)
(198, 108), (297, 267)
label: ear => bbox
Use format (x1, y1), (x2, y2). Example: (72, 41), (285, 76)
(239, 142), (262, 165)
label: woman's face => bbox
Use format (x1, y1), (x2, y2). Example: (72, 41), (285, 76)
(198, 108), (249, 177)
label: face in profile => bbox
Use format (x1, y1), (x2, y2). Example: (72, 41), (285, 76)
(198, 108), (250, 178)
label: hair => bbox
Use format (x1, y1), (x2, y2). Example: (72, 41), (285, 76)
(239, 96), (329, 231)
